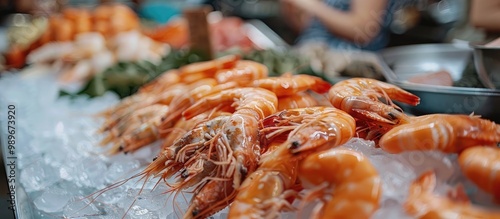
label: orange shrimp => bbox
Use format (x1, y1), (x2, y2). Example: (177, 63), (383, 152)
(229, 107), (356, 218)
(178, 54), (240, 83)
(215, 60), (268, 86)
(158, 81), (238, 136)
(178, 87), (278, 218)
(459, 147), (500, 202)
(138, 69), (181, 94)
(161, 110), (234, 151)
(298, 149), (382, 219)
(405, 171), (500, 219)
(328, 78), (420, 125)
(252, 73), (331, 97)
(135, 115), (231, 199)
(104, 104), (169, 154)
(277, 91), (320, 110)
(379, 114), (500, 154)
(182, 87), (278, 121)
(98, 84), (187, 132)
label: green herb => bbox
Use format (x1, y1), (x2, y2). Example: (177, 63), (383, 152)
(73, 49), (209, 99)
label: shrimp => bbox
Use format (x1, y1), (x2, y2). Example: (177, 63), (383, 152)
(215, 60), (268, 86)
(277, 91), (320, 111)
(104, 104), (169, 154)
(100, 78), (218, 139)
(298, 149), (382, 219)
(253, 73), (331, 97)
(405, 171), (500, 219)
(98, 84), (187, 132)
(328, 78), (420, 125)
(379, 114), (500, 154)
(138, 69), (181, 94)
(161, 110), (234, 151)
(458, 147), (500, 202)
(228, 139), (297, 217)
(179, 54), (240, 83)
(229, 107), (356, 219)
(140, 115), (231, 188)
(158, 81), (238, 136)
(179, 87), (278, 218)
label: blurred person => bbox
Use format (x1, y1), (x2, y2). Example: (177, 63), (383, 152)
(470, 0), (500, 43)
(281, 0), (401, 51)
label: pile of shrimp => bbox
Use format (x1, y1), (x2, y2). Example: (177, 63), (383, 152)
(94, 54), (500, 219)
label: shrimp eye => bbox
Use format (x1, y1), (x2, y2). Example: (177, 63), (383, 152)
(239, 166), (248, 179)
(290, 141), (300, 149)
(181, 170), (189, 178)
(192, 209), (199, 217)
(387, 112), (396, 120)
(152, 156), (158, 161)
(118, 145), (124, 151)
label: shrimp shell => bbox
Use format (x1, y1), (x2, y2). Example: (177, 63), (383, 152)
(328, 78), (419, 124)
(379, 114), (500, 153)
(298, 149), (381, 219)
(459, 147), (500, 202)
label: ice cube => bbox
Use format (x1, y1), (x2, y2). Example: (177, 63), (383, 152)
(369, 154), (417, 202)
(72, 157), (108, 188)
(95, 185), (127, 204)
(127, 205), (161, 219)
(135, 189), (169, 212)
(105, 160), (142, 184)
(20, 160), (59, 192)
(33, 208), (63, 219)
(94, 203), (128, 219)
(116, 189), (142, 210)
(63, 196), (101, 218)
(33, 187), (71, 213)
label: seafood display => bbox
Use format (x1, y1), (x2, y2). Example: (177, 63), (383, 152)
(51, 56), (496, 219)
(24, 30), (169, 85)
(2, 7), (500, 218)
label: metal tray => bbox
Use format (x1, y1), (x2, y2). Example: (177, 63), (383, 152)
(379, 43), (500, 123)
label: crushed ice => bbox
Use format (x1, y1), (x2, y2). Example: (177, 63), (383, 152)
(0, 72), (496, 219)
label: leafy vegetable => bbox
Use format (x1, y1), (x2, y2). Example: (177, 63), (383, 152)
(74, 49), (209, 98)
(69, 48), (325, 99)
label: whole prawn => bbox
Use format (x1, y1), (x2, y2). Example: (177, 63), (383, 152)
(298, 149), (382, 219)
(99, 79), (220, 154)
(180, 87), (278, 219)
(215, 60), (268, 86)
(379, 114), (500, 154)
(458, 146), (500, 202)
(328, 78), (420, 125)
(229, 107), (357, 219)
(100, 104), (169, 154)
(178, 54), (240, 83)
(405, 171), (500, 219)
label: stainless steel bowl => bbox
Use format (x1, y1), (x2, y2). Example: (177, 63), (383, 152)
(471, 43), (500, 89)
(379, 43), (500, 123)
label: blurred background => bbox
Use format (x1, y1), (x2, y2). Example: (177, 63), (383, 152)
(0, 0), (490, 51)
(0, 0), (500, 218)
